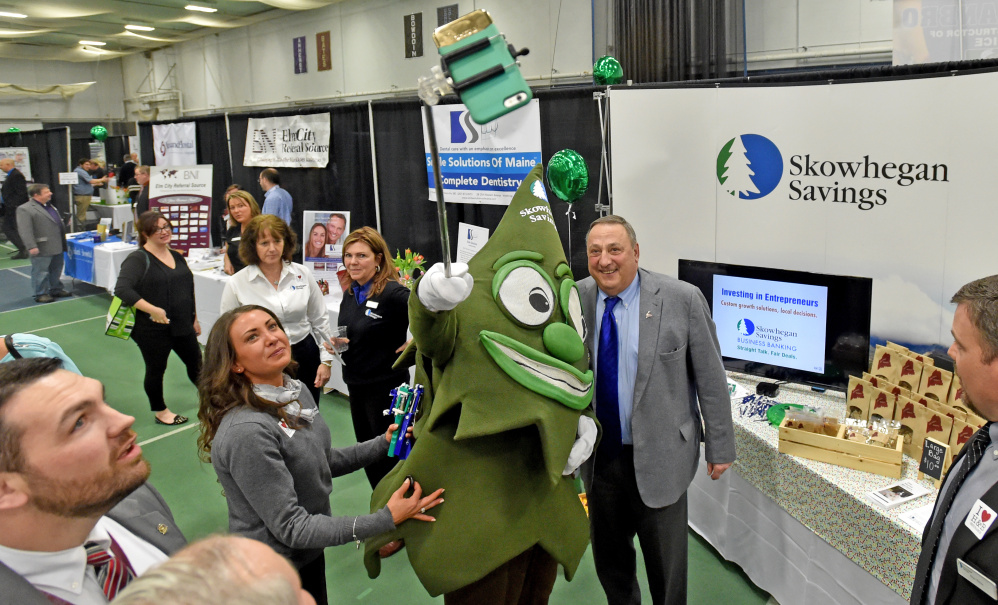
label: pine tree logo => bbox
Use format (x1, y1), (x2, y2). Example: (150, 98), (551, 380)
(716, 134), (783, 199)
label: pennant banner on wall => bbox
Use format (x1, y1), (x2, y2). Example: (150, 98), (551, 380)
(422, 99), (542, 205)
(149, 164), (213, 254)
(152, 122), (197, 167)
(243, 112), (331, 168)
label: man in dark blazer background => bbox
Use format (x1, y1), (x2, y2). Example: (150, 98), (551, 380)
(578, 215), (736, 605)
(16, 184), (68, 303)
(911, 274), (998, 605)
(0, 158), (29, 259)
(0, 358), (187, 604)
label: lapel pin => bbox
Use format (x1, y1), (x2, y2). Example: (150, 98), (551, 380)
(645, 311), (652, 319)
(157, 524), (168, 535)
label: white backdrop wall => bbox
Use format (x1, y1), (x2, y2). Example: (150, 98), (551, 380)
(121, 0), (593, 117)
(1, 58), (125, 122)
(609, 72), (998, 350)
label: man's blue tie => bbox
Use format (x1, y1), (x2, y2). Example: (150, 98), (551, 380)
(596, 296), (621, 460)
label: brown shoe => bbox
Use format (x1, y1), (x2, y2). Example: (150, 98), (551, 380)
(35, 294), (54, 303)
(378, 540), (405, 558)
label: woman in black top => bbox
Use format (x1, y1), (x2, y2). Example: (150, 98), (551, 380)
(337, 227), (411, 488)
(114, 211), (200, 425)
(223, 190), (260, 275)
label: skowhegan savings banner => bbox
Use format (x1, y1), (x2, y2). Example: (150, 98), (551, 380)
(608, 72), (998, 350)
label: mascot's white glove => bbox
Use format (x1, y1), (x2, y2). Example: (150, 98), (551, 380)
(418, 262), (474, 312)
(563, 415), (598, 476)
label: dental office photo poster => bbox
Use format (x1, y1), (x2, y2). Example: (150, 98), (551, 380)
(422, 99), (542, 205)
(302, 209), (350, 296)
(149, 165), (213, 254)
(0, 147), (31, 182)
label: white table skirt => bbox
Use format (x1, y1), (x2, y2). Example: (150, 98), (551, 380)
(91, 241), (138, 291)
(688, 454), (906, 605)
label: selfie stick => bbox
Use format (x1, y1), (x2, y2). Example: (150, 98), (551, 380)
(421, 102), (453, 278)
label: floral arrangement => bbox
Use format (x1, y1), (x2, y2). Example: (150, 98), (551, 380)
(393, 248), (426, 288)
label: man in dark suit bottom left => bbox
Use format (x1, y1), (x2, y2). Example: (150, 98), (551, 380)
(0, 358), (187, 604)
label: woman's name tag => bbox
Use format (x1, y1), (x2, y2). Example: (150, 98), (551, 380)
(957, 558), (998, 599)
(366, 300), (379, 309)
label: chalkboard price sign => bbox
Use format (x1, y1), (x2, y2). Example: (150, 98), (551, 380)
(919, 437), (950, 484)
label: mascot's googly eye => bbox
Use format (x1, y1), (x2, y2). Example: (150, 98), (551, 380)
(497, 267), (554, 326)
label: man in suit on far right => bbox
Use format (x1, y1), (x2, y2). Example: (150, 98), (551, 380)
(578, 215), (736, 605)
(911, 274), (998, 605)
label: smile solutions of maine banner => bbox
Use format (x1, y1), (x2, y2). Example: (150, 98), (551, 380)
(422, 99), (542, 205)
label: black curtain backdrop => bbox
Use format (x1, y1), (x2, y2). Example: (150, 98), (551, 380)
(227, 105), (375, 255)
(139, 116), (232, 245)
(372, 88), (606, 278)
(0, 128), (71, 219)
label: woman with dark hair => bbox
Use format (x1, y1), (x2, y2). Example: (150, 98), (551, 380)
(220, 215), (332, 404)
(222, 189), (260, 276)
(304, 222), (328, 259)
(336, 227), (411, 488)
(114, 210), (200, 425)
(197, 305), (444, 605)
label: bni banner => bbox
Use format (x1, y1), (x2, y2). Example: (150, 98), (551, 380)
(422, 99), (542, 205)
(244, 112), (331, 168)
(152, 122), (197, 167)
(149, 165), (213, 254)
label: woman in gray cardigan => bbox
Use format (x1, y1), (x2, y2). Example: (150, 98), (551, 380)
(197, 305), (444, 605)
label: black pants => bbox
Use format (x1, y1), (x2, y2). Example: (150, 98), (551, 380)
(299, 553), (327, 605)
(444, 545), (558, 605)
(131, 331), (202, 413)
(589, 446), (689, 605)
(347, 376), (405, 488)
(1, 209), (25, 254)
(291, 336), (322, 405)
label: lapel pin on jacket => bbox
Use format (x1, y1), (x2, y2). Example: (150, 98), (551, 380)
(645, 311), (652, 319)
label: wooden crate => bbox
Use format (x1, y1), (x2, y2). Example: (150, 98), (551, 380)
(778, 419), (904, 479)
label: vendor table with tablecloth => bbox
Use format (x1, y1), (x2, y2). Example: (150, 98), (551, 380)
(687, 374), (937, 605)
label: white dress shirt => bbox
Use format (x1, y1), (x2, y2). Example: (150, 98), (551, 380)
(219, 261), (334, 362)
(0, 517), (168, 604)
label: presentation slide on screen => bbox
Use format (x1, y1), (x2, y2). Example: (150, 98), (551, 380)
(712, 275), (829, 374)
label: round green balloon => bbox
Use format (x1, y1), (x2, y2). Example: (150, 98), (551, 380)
(546, 149), (588, 203)
(90, 125), (108, 141)
(7, 127), (20, 133)
(593, 55), (623, 85)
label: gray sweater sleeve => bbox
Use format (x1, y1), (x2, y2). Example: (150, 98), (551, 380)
(220, 422), (395, 548)
(329, 434), (392, 477)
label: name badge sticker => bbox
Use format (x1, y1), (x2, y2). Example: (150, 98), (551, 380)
(366, 300), (379, 309)
(957, 558), (998, 599)
(965, 500), (998, 540)
(278, 418), (296, 438)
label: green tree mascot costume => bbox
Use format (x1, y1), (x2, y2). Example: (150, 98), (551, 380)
(364, 164), (598, 601)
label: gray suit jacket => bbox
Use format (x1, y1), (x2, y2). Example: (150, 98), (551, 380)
(579, 268), (736, 508)
(16, 200), (66, 257)
(0, 482), (187, 605)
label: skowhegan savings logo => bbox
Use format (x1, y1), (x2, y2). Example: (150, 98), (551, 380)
(716, 134), (783, 199)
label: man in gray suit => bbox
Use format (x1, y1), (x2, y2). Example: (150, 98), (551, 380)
(579, 215), (736, 604)
(16, 184), (69, 303)
(0, 358), (187, 604)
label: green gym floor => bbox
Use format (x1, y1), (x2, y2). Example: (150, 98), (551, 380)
(0, 245), (775, 604)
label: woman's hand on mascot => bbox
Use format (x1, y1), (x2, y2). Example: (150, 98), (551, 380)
(387, 477), (446, 524)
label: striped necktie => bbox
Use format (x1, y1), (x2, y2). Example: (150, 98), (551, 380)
(84, 538), (135, 600)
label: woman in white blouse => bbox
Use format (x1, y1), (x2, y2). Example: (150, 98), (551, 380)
(220, 214), (333, 403)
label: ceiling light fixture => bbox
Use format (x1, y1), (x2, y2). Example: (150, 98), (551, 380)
(185, 4), (217, 12)
(79, 40), (106, 46)
(0, 11), (27, 18)
(125, 24), (155, 31)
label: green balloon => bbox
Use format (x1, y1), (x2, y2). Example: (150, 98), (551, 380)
(7, 127), (20, 133)
(593, 55), (623, 85)
(546, 149), (588, 203)
(90, 125), (108, 141)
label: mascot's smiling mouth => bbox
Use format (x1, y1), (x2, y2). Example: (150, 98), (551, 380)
(479, 330), (593, 410)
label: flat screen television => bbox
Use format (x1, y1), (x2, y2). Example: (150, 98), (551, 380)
(677, 260), (872, 391)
